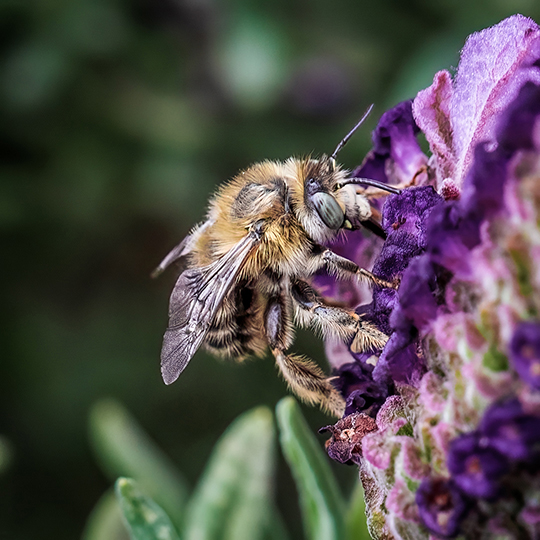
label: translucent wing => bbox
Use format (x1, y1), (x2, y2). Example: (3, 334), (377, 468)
(151, 220), (214, 278)
(160, 233), (258, 384)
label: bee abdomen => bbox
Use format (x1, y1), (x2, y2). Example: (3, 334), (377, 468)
(204, 284), (266, 359)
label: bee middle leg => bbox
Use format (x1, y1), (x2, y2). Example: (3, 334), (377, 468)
(319, 248), (398, 289)
(291, 279), (388, 354)
(264, 295), (345, 417)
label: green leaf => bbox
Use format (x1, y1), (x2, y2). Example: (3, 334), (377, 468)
(346, 482), (370, 540)
(82, 488), (128, 540)
(115, 478), (180, 540)
(89, 399), (188, 528)
(183, 406), (276, 540)
(264, 505), (291, 540)
(276, 397), (346, 540)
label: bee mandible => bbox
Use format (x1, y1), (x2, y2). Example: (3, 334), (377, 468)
(154, 105), (400, 417)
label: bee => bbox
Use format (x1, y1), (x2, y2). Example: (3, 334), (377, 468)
(154, 106), (400, 417)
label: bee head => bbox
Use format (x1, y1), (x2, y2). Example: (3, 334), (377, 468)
(294, 157), (348, 243)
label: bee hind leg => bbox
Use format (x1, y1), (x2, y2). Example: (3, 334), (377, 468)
(272, 349), (345, 417)
(265, 295), (345, 417)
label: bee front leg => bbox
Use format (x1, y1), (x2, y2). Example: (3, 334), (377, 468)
(319, 248), (398, 289)
(264, 295), (345, 417)
(291, 280), (388, 354)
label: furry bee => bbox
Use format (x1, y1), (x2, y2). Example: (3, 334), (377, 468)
(154, 107), (399, 417)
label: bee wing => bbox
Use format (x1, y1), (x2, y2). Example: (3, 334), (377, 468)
(151, 219), (214, 278)
(160, 233), (258, 384)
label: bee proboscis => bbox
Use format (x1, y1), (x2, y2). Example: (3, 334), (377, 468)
(155, 106), (400, 417)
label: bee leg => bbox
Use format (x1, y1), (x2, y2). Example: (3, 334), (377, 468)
(265, 296), (345, 417)
(320, 248), (399, 289)
(291, 279), (388, 354)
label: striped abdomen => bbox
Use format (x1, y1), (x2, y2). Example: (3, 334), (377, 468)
(203, 282), (266, 360)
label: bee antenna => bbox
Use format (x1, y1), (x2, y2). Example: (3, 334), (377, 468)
(330, 103), (374, 161)
(338, 177), (401, 195)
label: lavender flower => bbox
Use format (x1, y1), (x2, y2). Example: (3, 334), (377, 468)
(319, 14), (540, 539)
(480, 398), (540, 463)
(447, 432), (509, 499)
(510, 322), (540, 390)
(415, 478), (469, 538)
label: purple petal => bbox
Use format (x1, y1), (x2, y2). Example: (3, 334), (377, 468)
(480, 398), (540, 462)
(373, 332), (424, 385)
(496, 80), (540, 153)
(392, 255), (439, 332)
(381, 186), (444, 244)
(447, 432), (509, 499)
(425, 201), (481, 276)
(416, 477), (469, 538)
(353, 101), (427, 185)
(332, 361), (391, 416)
(460, 142), (510, 221)
(509, 321), (540, 390)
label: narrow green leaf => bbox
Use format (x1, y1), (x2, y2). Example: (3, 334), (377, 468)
(82, 488), (128, 540)
(89, 399), (188, 528)
(184, 406), (275, 540)
(115, 478), (180, 540)
(276, 397), (346, 540)
(264, 505), (291, 540)
(346, 482), (370, 540)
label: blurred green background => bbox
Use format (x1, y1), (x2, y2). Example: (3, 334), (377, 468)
(2, 0), (539, 538)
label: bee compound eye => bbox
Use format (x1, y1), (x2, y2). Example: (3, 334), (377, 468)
(311, 192), (344, 230)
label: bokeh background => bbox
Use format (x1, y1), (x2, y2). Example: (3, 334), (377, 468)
(2, 0), (540, 538)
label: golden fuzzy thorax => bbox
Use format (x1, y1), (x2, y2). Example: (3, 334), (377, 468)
(190, 158), (348, 276)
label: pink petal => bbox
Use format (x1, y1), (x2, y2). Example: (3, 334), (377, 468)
(413, 70), (455, 186)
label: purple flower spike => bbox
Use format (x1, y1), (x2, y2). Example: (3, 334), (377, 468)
(353, 100), (427, 185)
(480, 398), (540, 462)
(447, 432), (509, 499)
(316, 15), (540, 538)
(510, 321), (540, 390)
(416, 477), (469, 538)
